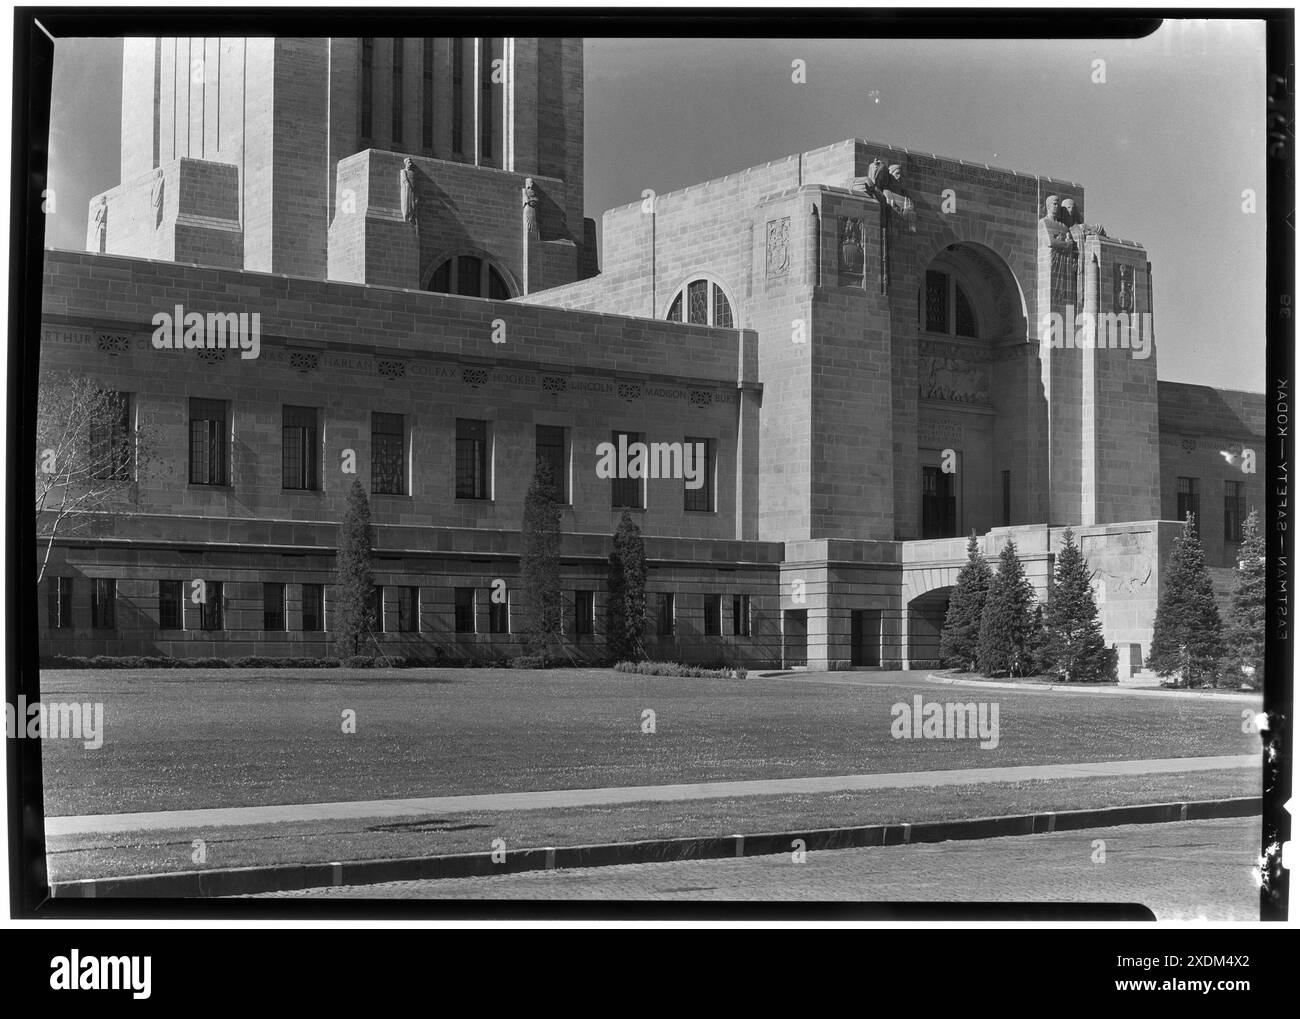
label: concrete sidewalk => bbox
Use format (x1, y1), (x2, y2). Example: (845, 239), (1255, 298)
(928, 672), (1262, 701)
(44, 753), (1257, 837)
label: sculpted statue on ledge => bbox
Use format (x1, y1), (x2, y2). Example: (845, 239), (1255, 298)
(400, 157), (419, 226)
(1040, 194), (1077, 304)
(852, 157), (916, 234)
(1060, 197), (1105, 240)
(522, 177), (540, 238)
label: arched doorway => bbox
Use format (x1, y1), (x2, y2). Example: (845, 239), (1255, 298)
(915, 242), (1035, 537)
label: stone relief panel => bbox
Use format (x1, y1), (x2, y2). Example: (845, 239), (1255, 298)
(1114, 263), (1134, 313)
(1080, 530), (1155, 607)
(766, 217), (790, 278)
(918, 341), (990, 404)
(837, 216), (864, 283)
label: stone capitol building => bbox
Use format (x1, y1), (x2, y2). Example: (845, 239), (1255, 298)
(39, 36), (1264, 671)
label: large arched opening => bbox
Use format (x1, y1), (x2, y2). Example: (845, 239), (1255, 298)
(914, 242), (1037, 539)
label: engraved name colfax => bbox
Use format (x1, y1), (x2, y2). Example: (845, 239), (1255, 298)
(150, 304), (261, 359)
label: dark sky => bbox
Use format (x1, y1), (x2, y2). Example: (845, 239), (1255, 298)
(47, 24), (1267, 390)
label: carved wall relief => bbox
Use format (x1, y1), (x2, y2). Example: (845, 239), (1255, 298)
(837, 216), (864, 283)
(766, 217), (790, 278)
(918, 353), (990, 404)
(1114, 263), (1134, 313)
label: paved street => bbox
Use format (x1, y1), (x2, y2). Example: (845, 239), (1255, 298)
(270, 817), (1263, 919)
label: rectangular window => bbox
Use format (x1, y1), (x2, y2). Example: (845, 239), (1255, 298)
(200, 581), (223, 631)
(575, 590), (595, 636)
(1001, 470), (1011, 527)
(360, 38), (374, 139)
(301, 583), (324, 632)
(91, 391), (132, 481)
(611, 431), (644, 509)
(922, 465), (957, 538)
(158, 579), (183, 630)
(372, 412), (406, 495)
(1224, 480), (1244, 544)
(656, 593), (675, 636)
(421, 38), (434, 152)
(703, 594), (722, 636)
(684, 437), (714, 512)
(925, 270), (948, 333)
(391, 38), (403, 144)
(456, 419), (490, 500)
(454, 587), (476, 633)
(47, 577), (73, 630)
(489, 589), (509, 634)
(263, 583), (286, 631)
(451, 38), (464, 154)
(535, 425), (568, 504)
(370, 586), (384, 633)
(91, 578), (116, 630)
(397, 586), (419, 633)
(282, 405), (320, 491)
(1177, 476), (1201, 535)
(731, 594), (751, 637)
(189, 398), (228, 486)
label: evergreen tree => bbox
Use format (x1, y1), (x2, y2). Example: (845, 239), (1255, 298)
(1148, 514), (1225, 687)
(606, 511), (648, 662)
(1226, 508), (1264, 688)
(939, 533), (992, 671)
(520, 457), (563, 658)
(334, 479), (375, 659)
(1026, 603), (1050, 677)
(977, 538), (1038, 677)
(1041, 528), (1117, 682)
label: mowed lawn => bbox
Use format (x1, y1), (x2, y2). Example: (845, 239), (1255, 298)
(39, 668), (1259, 816)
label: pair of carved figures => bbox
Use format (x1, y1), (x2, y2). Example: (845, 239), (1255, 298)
(398, 158), (542, 241)
(1040, 194), (1106, 304)
(856, 158), (917, 233)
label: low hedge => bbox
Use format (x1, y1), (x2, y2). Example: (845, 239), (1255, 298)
(41, 654), (343, 669)
(614, 660), (748, 680)
(42, 652), (512, 670)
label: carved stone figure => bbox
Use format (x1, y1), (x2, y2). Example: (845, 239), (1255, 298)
(880, 164), (916, 233)
(766, 217), (790, 278)
(1040, 195), (1076, 305)
(1061, 197), (1106, 239)
(400, 157), (419, 225)
(91, 196), (107, 253)
(522, 177), (540, 238)
(865, 157), (888, 193)
(1114, 263), (1134, 313)
(838, 217), (864, 278)
(150, 169), (164, 228)
(849, 156), (916, 294)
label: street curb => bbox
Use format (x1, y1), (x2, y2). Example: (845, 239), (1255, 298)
(927, 672), (1262, 701)
(48, 796), (1261, 899)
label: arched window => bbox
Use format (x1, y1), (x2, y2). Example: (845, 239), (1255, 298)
(919, 270), (979, 339)
(666, 278), (734, 328)
(428, 256), (511, 299)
